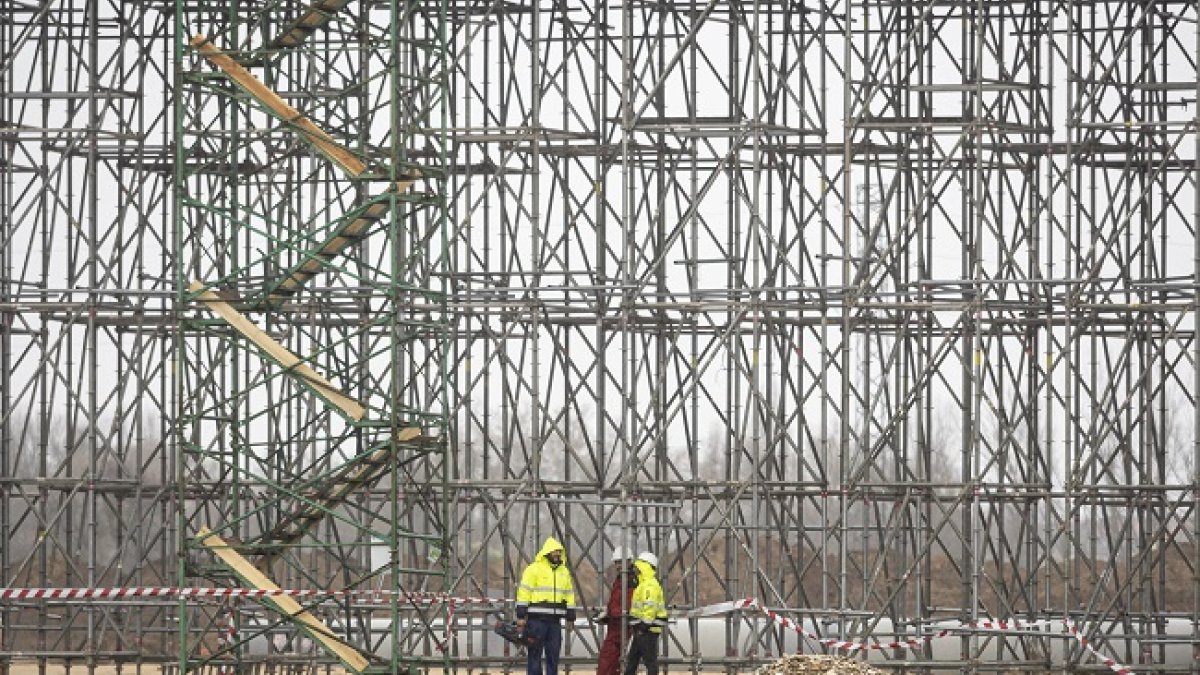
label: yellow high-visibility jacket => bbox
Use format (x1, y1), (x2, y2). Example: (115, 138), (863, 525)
(629, 559), (668, 633)
(516, 536), (576, 620)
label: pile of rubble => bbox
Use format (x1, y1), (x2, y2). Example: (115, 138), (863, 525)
(754, 654), (885, 675)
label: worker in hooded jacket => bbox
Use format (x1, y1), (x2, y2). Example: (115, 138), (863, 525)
(625, 551), (668, 675)
(516, 536), (577, 675)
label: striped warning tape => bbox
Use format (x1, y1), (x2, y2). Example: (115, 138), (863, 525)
(0, 588), (1135, 675)
(694, 598), (1134, 675)
(0, 586), (502, 603)
(1068, 623), (1135, 675)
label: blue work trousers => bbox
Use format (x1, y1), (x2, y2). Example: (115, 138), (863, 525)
(525, 617), (563, 675)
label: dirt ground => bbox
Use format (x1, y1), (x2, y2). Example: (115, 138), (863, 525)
(0, 661), (339, 675)
(5, 662), (154, 667)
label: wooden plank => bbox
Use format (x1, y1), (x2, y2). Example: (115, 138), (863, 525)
(395, 426), (421, 442)
(196, 527), (372, 673)
(190, 280), (366, 422)
(265, 179), (420, 304)
(190, 34), (367, 178)
(267, 427), (421, 542)
(254, 426), (423, 569)
(190, 37), (427, 304)
(269, 0), (352, 51)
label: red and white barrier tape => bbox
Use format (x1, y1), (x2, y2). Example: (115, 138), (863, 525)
(691, 598), (1133, 675)
(1068, 623), (1135, 675)
(0, 586), (503, 604)
(0, 588), (1135, 675)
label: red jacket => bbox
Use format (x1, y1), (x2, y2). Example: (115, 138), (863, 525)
(605, 564), (638, 620)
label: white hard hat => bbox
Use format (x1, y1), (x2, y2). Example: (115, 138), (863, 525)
(638, 551), (658, 567)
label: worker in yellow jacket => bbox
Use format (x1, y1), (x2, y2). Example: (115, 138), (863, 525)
(516, 536), (576, 675)
(625, 551), (668, 675)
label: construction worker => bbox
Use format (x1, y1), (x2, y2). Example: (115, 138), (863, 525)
(596, 547), (639, 675)
(516, 536), (577, 675)
(625, 551), (668, 675)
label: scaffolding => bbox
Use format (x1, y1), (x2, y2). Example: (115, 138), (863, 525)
(2, 1), (1199, 674)
(175, 3), (451, 674)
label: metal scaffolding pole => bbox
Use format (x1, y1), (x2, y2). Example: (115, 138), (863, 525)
(173, 1), (451, 673)
(0, 1), (176, 671)
(1, 1), (1197, 674)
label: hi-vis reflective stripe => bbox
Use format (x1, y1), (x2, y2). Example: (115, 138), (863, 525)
(633, 598), (666, 609)
(521, 585), (565, 593)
